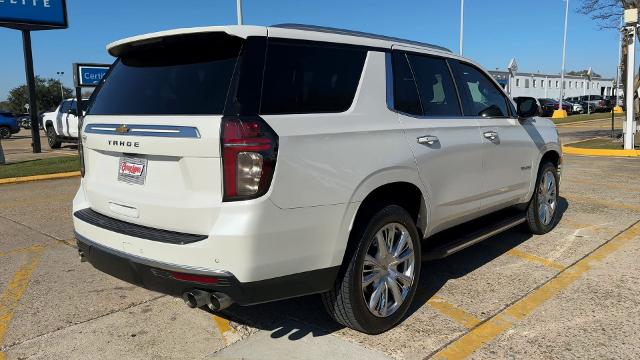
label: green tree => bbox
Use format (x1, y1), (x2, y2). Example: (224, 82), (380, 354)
(6, 76), (73, 114)
(567, 69), (602, 78)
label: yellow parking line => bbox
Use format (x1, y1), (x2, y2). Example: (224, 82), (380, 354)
(427, 296), (481, 329)
(0, 171), (80, 186)
(212, 315), (237, 345)
(505, 248), (565, 271)
(564, 194), (640, 213)
(562, 146), (640, 158)
(0, 248), (44, 358)
(432, 220), (640, 359)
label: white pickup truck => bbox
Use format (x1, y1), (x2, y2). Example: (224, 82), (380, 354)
(42, 98), (88, 148)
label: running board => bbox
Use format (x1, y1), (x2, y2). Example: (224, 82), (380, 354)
(423, 214), (526, 261)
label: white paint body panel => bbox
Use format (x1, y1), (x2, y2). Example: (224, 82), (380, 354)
(74, 25), (561, 285)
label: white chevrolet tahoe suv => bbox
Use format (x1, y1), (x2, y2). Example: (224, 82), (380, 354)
(42, 98), (88, 149)
(73, 24), (562, 334)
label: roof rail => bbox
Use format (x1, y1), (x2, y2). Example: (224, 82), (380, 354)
(271, 23), (452, 53)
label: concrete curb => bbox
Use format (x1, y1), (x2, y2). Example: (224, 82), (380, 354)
(562, 145), (640, 157)
(0, 171), (81, 186)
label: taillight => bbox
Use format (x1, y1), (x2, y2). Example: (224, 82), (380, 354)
(221, 116), (278, 201)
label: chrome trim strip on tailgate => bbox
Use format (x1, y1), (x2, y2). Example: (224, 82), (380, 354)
(84, 124), (200, 138)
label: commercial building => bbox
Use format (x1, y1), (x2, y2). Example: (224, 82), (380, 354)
(489, 70), (620, 99)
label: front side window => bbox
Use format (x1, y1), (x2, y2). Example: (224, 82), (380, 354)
(453, 62), (509, 117)
(406, 54), (460, 117)
(260, 41), (367, 115)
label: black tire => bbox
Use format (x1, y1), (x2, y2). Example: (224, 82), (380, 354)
(46, 126), (62, 149)
(321, 205), (421, 334)
(525, 162), (560, 234)
(0, 127), (10, 139)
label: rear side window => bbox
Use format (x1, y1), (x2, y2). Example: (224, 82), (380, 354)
(391, 52), (422, 116)
(260, 41), (367, 114)
(406, 54), (461, 117)
(88, 33), (243, 115)
(453, 62), (510, 117)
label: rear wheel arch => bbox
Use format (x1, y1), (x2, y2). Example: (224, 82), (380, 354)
(340, 181), (426, 271)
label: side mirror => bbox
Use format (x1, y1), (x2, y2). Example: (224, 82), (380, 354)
(515, 97), (538, 118)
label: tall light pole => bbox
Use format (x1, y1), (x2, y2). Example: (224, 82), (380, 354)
(56, 71), (64, 102)
(623, 5), (637, 150)
(553, 0), (570, 118)
(614, 18), (624, 113)
(236, 0), (243, 25)
(459, 0), (464, 55)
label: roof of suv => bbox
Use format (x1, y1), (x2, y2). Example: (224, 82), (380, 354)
(107, 24), (452, 57)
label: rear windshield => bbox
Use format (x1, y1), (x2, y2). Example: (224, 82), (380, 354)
(88, 33), (243, 115)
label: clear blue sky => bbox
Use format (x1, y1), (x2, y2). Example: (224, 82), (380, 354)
(0, 0), (624, 101)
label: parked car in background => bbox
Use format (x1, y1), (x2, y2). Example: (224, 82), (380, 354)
(538, 98), (557, 116)
(579, 95), (607, 112)
(564, 101), (583, 114)
(604, 95), (623, 110)
(554, 101), (572, 114)
(0, 111), (20, 139)
(74, 24), (563, 334)
(41, 98), (88, 149)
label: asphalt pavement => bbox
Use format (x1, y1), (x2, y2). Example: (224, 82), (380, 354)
(1, 126), (639, 359)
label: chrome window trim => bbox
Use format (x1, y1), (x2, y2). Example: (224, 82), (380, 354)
(84, 124), (200, 138)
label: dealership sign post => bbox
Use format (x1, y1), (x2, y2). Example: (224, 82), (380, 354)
(72, 63), (110, 133)
(0, 0), (68, 153)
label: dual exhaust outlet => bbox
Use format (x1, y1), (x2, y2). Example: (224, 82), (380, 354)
(182, 290), (233, 311)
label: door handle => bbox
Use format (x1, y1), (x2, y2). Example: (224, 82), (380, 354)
(483, 131), (499, 141)
(417, 135), (439, 145)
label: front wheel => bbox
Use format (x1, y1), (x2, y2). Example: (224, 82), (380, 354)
(525, 162), (560, 234)
(0, 127), (11, 139)
(322, 205), (421, 334)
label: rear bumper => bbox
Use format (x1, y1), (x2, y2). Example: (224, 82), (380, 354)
(75, 232), (339, 306)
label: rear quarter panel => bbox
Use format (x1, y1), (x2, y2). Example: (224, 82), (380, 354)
(262, 51), (420, 209)
(523, 117), (562, 201)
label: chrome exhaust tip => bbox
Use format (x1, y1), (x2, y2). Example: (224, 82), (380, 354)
(182, 290), (210, 308)
(208, 292), (233, 311)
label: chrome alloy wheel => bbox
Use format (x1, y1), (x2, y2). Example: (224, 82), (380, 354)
(362, 223), (415, 318)
(537, 170), (557, 225)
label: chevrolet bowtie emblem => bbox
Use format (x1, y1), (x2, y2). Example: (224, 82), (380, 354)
(115, 125), (130, 134)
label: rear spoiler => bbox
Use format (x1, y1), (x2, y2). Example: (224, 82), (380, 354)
(107, 25), (267, 57)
